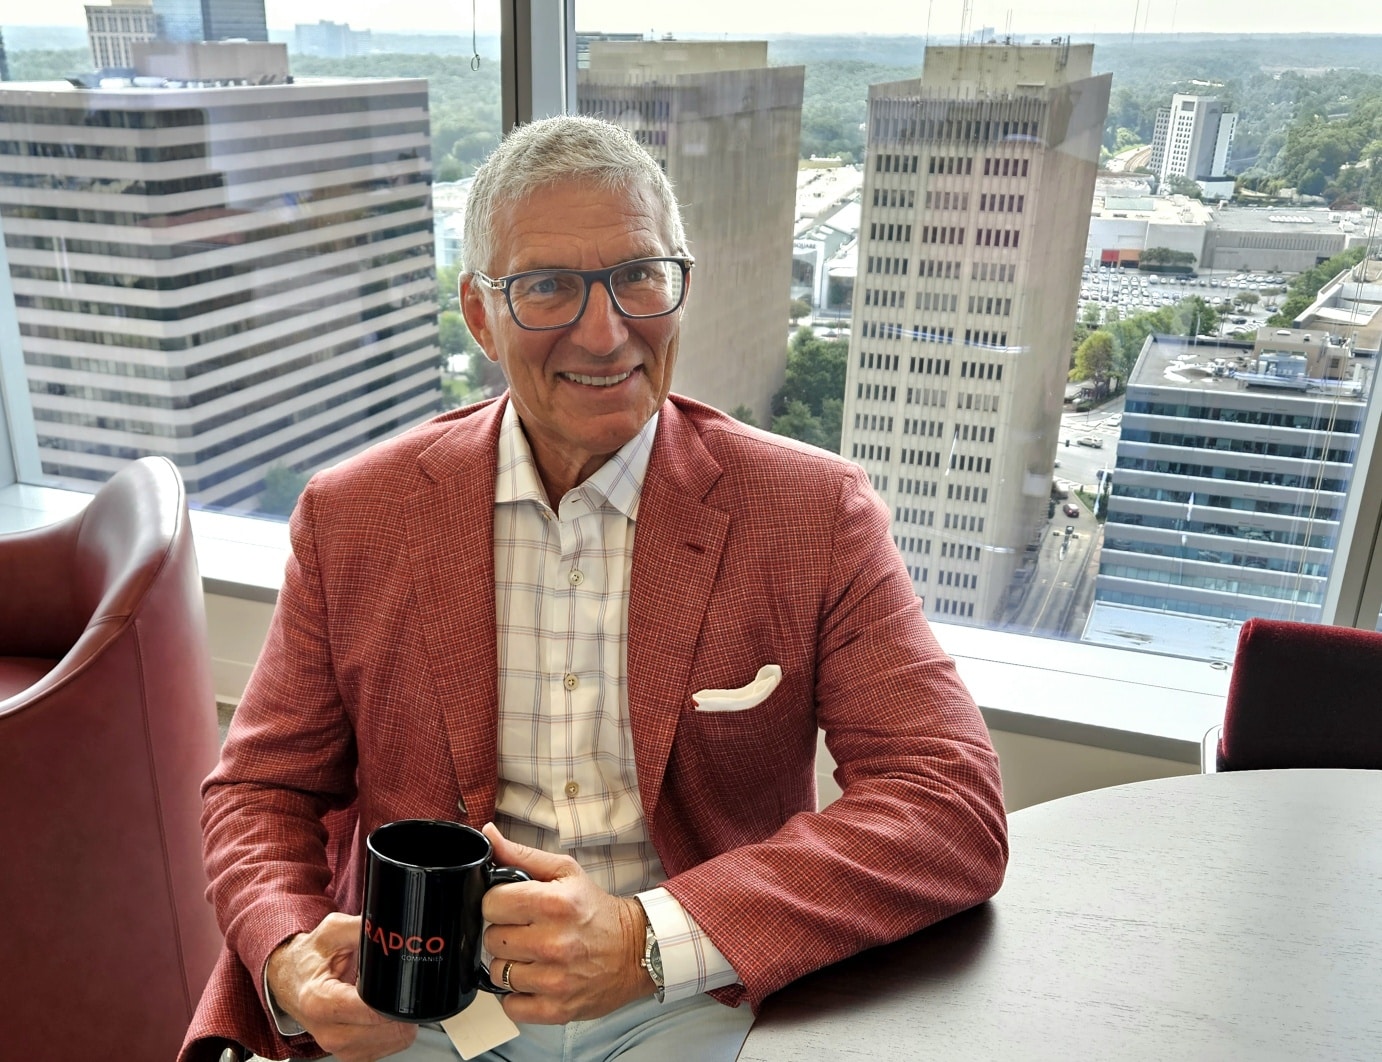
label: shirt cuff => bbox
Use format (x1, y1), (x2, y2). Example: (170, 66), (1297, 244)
(635, 886), (742, 1002)
(263, 958), (307, 1037)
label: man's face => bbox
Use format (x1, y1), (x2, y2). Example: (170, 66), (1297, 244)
(461, 180), (686, 497)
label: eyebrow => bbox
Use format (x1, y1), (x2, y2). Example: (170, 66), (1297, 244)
(506, 250), (670, 275)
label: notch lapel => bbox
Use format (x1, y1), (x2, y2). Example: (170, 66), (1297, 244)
(403, 400), (505, 823)
(628, 402), (729, 830)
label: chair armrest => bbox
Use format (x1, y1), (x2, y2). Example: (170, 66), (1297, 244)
(1201, 725), (1222, 774)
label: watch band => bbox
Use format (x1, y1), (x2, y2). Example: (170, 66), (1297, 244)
(637, 901), (666, 1002)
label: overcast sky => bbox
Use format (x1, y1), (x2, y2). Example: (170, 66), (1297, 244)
(9, 0), (1380, 37)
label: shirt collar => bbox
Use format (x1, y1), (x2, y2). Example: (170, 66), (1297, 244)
(495, 399), (658, 520)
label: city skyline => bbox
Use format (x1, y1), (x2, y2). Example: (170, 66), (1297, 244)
(6, 0), (1379, 38)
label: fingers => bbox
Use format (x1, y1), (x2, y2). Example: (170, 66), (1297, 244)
(485, 883), (651, 1025)
(266, 912), (418, 1062)
(483, 821), (578, 882)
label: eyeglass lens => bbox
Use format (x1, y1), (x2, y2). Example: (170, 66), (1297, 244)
(508, 259), (685, 328)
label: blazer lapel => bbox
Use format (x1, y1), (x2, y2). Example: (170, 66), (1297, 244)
(404, 399), (505, 823)
(628, 401), (729, 829)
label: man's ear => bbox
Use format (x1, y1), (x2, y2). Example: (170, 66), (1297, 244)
(460, 274), (501, 363)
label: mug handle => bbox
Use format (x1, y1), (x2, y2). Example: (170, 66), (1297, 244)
(478, 865), (533, 995)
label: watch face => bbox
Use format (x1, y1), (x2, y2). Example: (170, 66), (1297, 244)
(644, 925), (664, 985)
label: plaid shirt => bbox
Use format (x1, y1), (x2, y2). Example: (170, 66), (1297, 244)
(493, 402), (738, 1000)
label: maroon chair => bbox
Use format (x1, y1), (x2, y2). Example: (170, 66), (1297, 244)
(1212, 617), (1382, 772)
(0, 457), (222, 1061)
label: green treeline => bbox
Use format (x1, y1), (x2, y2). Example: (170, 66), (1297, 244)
(1266, 246), (1370, 328)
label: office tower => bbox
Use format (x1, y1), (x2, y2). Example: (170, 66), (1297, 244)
(1147, 94), (1237, 187)
(1096, 331), (1370, 624)
(0, 30), (9, 82)
(578, 40), (805, 426)
(152, 0), (268, 43)
(841, 41), (1111, 623)
(294, 21), (373, 59)
(86, 1), (158, 69)
(0, 46), (439, 511)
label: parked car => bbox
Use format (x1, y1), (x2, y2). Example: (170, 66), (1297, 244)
(1063, 502), (1080, 518)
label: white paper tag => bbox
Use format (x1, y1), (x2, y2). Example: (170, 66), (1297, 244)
(439, 991), (521, 1059)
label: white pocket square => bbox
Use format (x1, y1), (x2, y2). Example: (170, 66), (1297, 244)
(692, 664), (783, 712)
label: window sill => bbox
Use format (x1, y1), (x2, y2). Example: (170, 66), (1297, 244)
(0, 482), (1228, 764)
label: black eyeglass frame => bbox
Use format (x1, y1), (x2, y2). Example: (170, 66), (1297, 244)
(471, 255), (695, 332)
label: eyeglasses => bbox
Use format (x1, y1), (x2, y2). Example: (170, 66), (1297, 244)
(472, 256), (694, 331)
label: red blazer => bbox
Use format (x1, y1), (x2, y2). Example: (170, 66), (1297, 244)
(181, 395), (1007, 1061)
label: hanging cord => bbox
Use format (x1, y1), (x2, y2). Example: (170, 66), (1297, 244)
(470, 0), (482, 70)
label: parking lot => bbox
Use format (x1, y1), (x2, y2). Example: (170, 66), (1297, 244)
(1079, 265), (1290, 338)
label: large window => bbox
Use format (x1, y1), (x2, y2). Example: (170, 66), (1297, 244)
(4, 1), (1382, 648)
(1, 0), (503, 515)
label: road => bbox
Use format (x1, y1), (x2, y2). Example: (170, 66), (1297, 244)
(999, 398), (1123, 639)
(1055, 395), (1123, 495)
(1001, 499), (1105, 639)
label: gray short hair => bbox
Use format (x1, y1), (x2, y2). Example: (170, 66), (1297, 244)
(462, 114), (687, 276)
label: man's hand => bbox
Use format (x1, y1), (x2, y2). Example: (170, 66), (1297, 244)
(481, 822), (655, 1024)
(266, 912), (417, 1062)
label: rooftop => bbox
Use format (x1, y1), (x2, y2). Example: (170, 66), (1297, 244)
(1209, 205), (1369, 235)
(794, 164), (864, 235)
(1090, 190), (1213, 226)
(1129, 332), (1368, 401)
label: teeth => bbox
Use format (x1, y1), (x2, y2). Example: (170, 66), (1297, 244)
(562, 370), (632, 387)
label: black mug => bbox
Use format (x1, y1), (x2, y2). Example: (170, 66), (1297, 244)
(357, 819), (531, 1023)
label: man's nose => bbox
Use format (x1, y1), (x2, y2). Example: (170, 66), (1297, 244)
(569, 279), (629, 353)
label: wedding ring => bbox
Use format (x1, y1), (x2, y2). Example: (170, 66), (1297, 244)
(500, 959), (515, 992)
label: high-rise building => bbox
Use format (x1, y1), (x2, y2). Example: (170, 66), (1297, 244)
(86, 1), (157, 70)
(1096, 330), (1371, 624)
(1147, 94), (1237, 188)
(0, 46), (439, 511)
(577, 40), (805, 426)
(841, 40), (1111, 624)
(152, 0), (267, 43)
(294, 21), (373, 59)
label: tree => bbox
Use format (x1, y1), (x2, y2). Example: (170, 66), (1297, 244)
(467, 351), (506, 398)
(1234, 291), (1260, 308)
(1141, 247), (1197, 271)
(1164, 175), (1204, 199)
(1169, 295), (1220, 337)
(729, 404), (759, 427)
(773, 328), (848, 419)
(789, 298), (812, 322)
(1071, 331), (1116, 399)
(1268, 245), (1369, 326)
(259, 465), (309, 517)
(771, 400), (830, 450)
(438, 310), (475, 359)
(437, 261), (463, 312)
(768, 327), (848, 452)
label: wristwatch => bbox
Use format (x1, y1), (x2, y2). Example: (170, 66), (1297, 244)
(641, 916), (666, 1002)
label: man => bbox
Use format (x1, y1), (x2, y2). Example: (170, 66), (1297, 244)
(182, 115), (1007, 1062)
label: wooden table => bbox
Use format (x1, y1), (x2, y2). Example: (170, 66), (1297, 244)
(738, 770), (1382, 1061)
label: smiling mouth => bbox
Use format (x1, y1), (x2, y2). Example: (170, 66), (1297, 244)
(560, 369), (634, 387)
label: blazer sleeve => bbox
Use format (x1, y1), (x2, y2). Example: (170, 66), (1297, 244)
(199, 479), (358, 1056)
(660, 464), (1008, 1010)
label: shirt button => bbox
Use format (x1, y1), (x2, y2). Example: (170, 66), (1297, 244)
(563, 673), (579, 691)
(568, 569), (584, 587)
(564, 781), (580, 798)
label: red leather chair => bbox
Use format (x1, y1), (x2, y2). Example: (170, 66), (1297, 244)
(0, 457), (222, 1060)
(1208, 617), (1382, 773)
